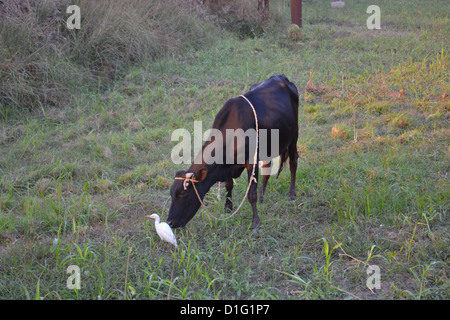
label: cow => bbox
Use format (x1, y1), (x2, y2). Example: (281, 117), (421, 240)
(167, 74), (299, 229)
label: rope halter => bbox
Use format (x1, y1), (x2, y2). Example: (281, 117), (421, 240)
(174, 172), (200, 190)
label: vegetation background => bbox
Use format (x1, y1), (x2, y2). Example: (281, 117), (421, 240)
(0, 0), (449, 299)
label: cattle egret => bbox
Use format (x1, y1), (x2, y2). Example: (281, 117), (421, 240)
(146, 214), (177, 248)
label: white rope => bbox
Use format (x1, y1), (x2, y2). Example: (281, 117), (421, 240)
(175, 94), (259, 222)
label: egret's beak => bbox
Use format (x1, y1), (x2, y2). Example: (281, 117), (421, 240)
(145, 215), (153, 218)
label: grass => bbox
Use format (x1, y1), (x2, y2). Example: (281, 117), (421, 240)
(0, 0), (449, 300)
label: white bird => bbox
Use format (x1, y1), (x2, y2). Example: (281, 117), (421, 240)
(145, 214), (177, 248)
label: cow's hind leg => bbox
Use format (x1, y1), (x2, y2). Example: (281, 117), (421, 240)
(287, 142), (298, 200)
(258, 174), (270, 203)
(246, 164), (261, 229)
(258, 160), (271, 203)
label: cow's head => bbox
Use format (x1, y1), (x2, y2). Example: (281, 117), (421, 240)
(166, 167), (208, 228)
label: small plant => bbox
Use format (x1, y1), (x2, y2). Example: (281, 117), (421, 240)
(93, 178), (114, 194)
(287, 24), (303, 40)
(331, 123), (350, 139)
(154, 175), (170, 190)
(407, 262), (443, 300)
(34, 178), (53, 195)
(367, 101), (391, 115)
(311, 111), (327, 124)
(317, 238), (342, 282)
(390, 113), (409, 129)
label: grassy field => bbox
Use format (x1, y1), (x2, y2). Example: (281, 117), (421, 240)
(0, 0), (449, 300)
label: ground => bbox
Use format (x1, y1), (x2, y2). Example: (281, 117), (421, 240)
(0, 0), (449, 299)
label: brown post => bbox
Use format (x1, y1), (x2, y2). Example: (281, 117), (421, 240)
(291, 0), (302, 27)
(258, 0), (270, 15)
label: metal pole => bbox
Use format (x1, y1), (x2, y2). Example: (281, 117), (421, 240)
(291, 0), (302, 27)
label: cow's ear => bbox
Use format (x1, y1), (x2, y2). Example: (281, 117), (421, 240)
(195, 167), (208, 182)
(175, 170), (186, 178)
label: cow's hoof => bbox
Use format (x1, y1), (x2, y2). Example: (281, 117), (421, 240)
(250, 223), (263, 234)
(252, 226), (263, 235)
(250, 220), (262, 230)
(289, 193), (296, 201)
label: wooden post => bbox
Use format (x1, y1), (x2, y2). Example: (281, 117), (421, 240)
(258, 0), (270, 15)
(291, 0), (302, 27)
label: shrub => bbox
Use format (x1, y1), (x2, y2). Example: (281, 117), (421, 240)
(0, 0), (85, 111)
(0, 0), (219, 112)
(331, 123), (350, 139)
(389, 113), (410, 129)
(287, 24), (303, 40)
(205, 0), (278, 38)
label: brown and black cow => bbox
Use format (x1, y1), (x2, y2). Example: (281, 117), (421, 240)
(167, 74), (299, 229)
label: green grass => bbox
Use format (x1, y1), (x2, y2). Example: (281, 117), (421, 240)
(0, 0), (449, 300)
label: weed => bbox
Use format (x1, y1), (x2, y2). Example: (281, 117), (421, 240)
(331, 123), (350, 139)
(317, 238), (342, 283)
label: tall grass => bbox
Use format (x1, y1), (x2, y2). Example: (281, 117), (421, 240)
(205, 0), (282, 38)
(0, 0), (278, 114)
(0, 0), (219, 113)
(65, 0), (218, 75)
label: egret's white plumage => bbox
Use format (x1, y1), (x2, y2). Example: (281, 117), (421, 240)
(146, 214), (177, 248)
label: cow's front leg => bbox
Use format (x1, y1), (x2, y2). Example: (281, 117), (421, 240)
(224, 179), (233, 213)
(246, 164), (261, 229)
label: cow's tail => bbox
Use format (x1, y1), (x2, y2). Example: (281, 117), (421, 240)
(276, 151), (288, 178)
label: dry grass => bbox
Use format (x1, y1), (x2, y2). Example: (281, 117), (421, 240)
(205, 0), (282, 38)
(0, 0), (219, 112)
(0, 0), (278, 113)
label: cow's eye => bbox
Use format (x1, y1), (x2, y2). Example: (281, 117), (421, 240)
(176, 188), (188, 198)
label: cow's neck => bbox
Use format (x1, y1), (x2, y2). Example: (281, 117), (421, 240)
(188, 161), (222, 200)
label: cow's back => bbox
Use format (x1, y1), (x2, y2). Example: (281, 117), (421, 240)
(214, 74), (298, 131)
(211, 74), (299, 162)
(246, 74), (298, 131)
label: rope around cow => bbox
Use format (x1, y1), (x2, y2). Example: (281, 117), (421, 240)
(174, 94), (259, 222)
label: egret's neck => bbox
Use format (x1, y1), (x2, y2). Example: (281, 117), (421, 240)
(153, 216), (161, 225)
